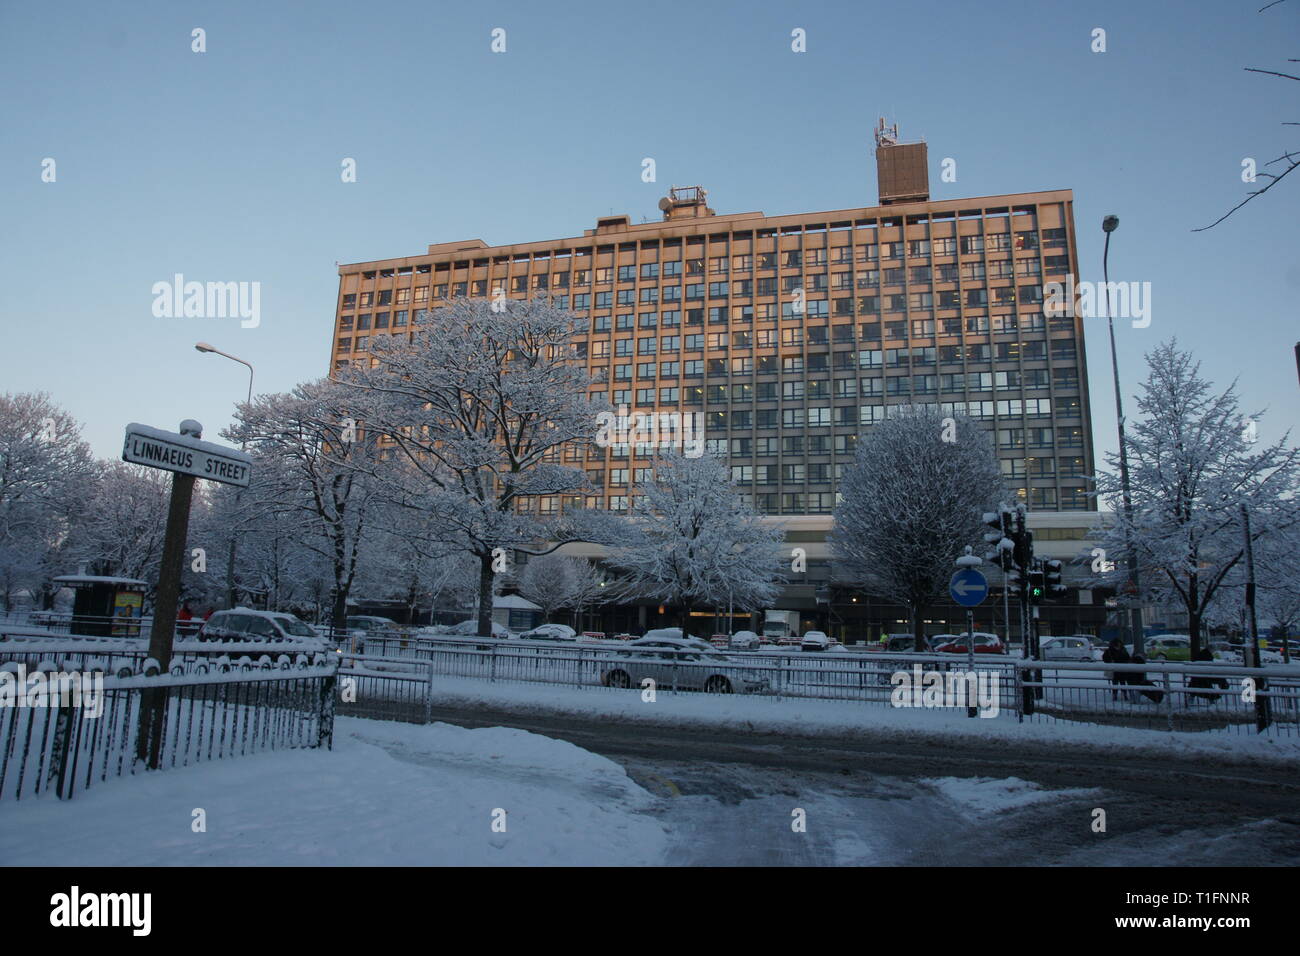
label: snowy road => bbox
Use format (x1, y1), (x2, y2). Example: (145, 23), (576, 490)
(2, 706), (1296, 866)
(422, 702), (1300, 866)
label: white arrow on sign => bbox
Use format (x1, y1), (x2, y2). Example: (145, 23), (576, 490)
(952, 578), (983, 597)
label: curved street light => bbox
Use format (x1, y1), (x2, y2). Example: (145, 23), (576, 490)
(195, 342), (255, 610)
(1101, 217), (1145, 657)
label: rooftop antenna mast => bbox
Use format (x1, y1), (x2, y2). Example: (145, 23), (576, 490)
(875, 117), (899, 148)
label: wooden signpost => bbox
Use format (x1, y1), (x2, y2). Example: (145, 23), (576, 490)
(123, 420), (252, 768)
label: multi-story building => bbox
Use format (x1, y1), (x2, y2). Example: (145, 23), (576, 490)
(329, 134), (1102, 637)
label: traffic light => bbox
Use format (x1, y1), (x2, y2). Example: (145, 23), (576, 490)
(1013, 528), (1034, 580)
(1027, 568), (1045, 602)
(982, 508), (1013, 566)
(1043, 559), (1065, 601)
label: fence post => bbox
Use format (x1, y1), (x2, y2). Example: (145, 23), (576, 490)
(1012, 663), (1023, 723)
(1021, 660), (1035, 716)
(47, 703), (78, 799)
(424, 661), (435, 724)
(1162, 669), (1174, 732)
(490, 644), (497, 684)
(317, 672), (337, 751)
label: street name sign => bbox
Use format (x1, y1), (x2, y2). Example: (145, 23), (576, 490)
(122, 422), (252, 487)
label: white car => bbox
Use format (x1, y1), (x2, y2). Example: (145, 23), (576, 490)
(599, 636), (769, 694)
(446, 619), (512, 639)
(641, 628), (716, 652)
(1039, 635), (1094, 662)
(519, 623), (577, 642)
(729, 630), (762, 650)
(801, 630), (831, 651)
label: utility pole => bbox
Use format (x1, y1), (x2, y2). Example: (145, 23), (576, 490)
(1241, 504), (1271, 731)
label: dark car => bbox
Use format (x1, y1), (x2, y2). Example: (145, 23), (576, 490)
(884, 634), (939, 652)
(198, 608), (322, 644)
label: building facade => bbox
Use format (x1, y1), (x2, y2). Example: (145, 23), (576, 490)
(329, 148), (1102, 637)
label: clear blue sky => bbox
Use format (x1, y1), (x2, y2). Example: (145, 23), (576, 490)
(2, 0), (1296, 465)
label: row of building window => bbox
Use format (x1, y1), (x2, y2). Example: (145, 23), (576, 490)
(517, 484), (1087, 515)
(338, 308), (1072, 340)
(341, 226), (1071, 298)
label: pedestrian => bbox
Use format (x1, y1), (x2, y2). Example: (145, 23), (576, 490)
(1102, 637), (1130, 701)
(1187, 644), (1228, 703)
(1128, 654), (1165, 704)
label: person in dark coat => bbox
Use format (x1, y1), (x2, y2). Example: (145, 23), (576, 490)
(1102, 638), (1130, 700)
(1187, 644), (1229, 702)
(1127, 654), (1165, 704)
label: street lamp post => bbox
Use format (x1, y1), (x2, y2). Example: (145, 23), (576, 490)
(195, 343), (254, 610)
(1101, 217), (1145, 657)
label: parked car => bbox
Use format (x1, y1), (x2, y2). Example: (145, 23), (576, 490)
(599, 637), (768, 694)
(932, 632), (1007, 655)
(445, 619), (512, 639)
(884, 634), (936, 652)
(641, 628), (717, 653)
(801, 630), (831, 652)
(1039, 635), (1094, 662)
(344, 615), (402, 652)
(1145, 635), (1192, 662)
(198, 608), (322, 645)
(519, 623), (578, 642)
(729, 630), (762, 650)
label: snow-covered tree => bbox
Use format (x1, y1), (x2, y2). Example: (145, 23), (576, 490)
(517, 554), (574, 623)
(608, 451), (785, 636)
(0, 393), (94, 610)
(516, 554), (607, 627)
(223, 379), (386, 630)
(830, 406), (1006, 650)
(342, 296), (622, 637)
(564, 557), (609, 632)
(64, 461), (171, 583)
(1094, 341), (1300, 655)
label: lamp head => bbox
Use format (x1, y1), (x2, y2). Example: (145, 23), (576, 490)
(195, 342), (215, 354)
(1102, 215), (1119, 233)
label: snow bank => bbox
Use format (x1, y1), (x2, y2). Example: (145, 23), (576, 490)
(920, 776), (1101, 814)
(0, 718), (668, 867)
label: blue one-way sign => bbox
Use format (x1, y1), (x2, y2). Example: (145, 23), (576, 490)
(949, 568), (989, 607)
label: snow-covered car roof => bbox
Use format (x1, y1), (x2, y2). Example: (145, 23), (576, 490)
(447, 619), (510, 636)
(629, 636), (721, 650)
(219, 607), (302, 622)
(521, 624), (577, 639)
